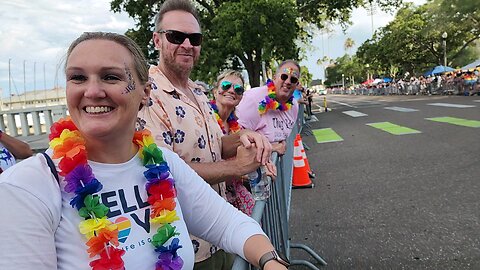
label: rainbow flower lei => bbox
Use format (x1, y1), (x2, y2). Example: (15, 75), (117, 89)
(258, 79), (294, 115)
(49, 117), (183, 270)
(209, 100), (240, 135)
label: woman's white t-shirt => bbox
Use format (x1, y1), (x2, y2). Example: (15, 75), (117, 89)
(0, 147), (264, 269)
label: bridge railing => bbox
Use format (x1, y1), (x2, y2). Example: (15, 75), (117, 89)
(0, 105), (67, 137)
(232, 105), (326, 270)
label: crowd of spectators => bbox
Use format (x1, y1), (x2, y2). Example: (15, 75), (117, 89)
(329, 70), (480, 96)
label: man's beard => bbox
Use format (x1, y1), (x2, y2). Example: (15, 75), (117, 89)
(161, 49), (197, 78)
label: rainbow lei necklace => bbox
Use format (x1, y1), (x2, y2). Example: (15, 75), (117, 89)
(209, 100), (240, 134)
(258, 79), (294, 115)
(49, 117), (183, 270)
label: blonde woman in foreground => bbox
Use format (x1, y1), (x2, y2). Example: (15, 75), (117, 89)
(0, 32), (288, 270)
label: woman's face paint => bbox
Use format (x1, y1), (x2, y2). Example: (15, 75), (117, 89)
(123, 65), (136, 94)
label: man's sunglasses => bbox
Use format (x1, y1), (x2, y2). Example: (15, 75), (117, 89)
(158, 30), (203, 46)
(280, 73), (299, 84)
(221, 81), (245, 95)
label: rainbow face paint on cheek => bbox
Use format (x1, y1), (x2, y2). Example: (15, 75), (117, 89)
(123, 66), (136, 94)
(282, 67), (300, 78)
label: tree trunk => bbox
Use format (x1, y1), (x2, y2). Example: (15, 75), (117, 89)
(240, 51), (262, 88)
(239, 53), (253, 87)
(250, 53), (262, 87)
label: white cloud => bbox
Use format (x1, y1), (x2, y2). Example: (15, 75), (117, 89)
(301, 0), (427, 81)
(0, 0), (136, 96)
(0, 0), (428, 93)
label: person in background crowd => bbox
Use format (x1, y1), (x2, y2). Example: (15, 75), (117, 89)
(0, 31), (288, 270)
(294, 86), (309, 120)
(236, 60), (301, 155)
(194, 80), (212, 99)
(305, 88), (314, 116)
(292, 84), (304, 102)
(138, 0), (276, 269)
(0, 129), (33, 173)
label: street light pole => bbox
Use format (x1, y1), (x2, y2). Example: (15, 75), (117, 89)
(342, 73), (345, 94)
(365, 64), (370, 81)
(367, 0), (375, 37)
(442, 32), (448, 68)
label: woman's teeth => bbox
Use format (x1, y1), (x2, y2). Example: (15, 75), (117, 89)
(85, 106), (113, 113)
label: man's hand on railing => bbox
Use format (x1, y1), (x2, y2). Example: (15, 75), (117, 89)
(238, 129), (273, 165)
(234, 145), (262, 176)
(272, 141), (286, 156)
(221, 129), (272, 165)
(265, 161), (277, 181)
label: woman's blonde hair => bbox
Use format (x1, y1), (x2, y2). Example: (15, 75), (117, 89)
(65, 32), (149, 84)
(214, 70), (245, 89)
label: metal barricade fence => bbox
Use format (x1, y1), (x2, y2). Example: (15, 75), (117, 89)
(232, 107), (326, 270)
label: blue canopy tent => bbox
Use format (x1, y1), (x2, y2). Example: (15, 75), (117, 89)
(383, 77), (393, 83)
(424, 65), (455, 77)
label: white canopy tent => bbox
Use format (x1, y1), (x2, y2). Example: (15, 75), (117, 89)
(460, 59), (480, 71)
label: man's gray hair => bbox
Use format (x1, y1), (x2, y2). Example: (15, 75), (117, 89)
(154, 0), (200, 32)
(277, 59), (301, 74)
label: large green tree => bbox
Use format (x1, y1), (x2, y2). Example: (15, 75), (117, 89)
(356, 0), (480, 77)
(324, 54), (364, 86)
(299, 65), (313, 87)
(111, 0), (402, 86)
(431, 0), (480, 64)
(356, 4), (430, 76)
(210, 0), (298, 87)
(436, 0), (479, 32)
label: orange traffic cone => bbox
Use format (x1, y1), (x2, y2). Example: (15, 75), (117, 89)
(292, 138), (314, 189)
(295, 134), (315, 179)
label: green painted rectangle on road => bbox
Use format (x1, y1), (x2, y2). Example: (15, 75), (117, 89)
(426, 117), (480, 128)
(367, 122), (421, 135)
(312, 128), (344, 143)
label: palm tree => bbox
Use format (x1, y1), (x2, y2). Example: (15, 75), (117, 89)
(344, 37), (355, 55)
(317, 56), (331, 81)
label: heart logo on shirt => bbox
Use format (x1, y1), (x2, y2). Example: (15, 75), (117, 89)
(114, 217), (132, 243)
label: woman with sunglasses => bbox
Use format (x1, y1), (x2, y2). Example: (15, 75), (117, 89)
(237, 60), (301, 154)
(210, 70), (277, 216)
(210, 70), (245, 136)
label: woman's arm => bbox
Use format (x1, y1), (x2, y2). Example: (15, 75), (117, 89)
(243, 235), (288, 269)
(164, 149), (274, 262)
(0, 185), (57, 269)
(0, 155), (61, 269)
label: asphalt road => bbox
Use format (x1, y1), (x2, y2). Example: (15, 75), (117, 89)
(289, 94), (480, 269)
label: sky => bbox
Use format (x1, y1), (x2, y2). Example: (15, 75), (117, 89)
(0, 0), (426, 97)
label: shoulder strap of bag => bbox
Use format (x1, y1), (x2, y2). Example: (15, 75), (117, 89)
(41, 152), (59, 182)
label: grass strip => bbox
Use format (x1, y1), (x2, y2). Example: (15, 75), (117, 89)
(426, 117), (480, 128)
(312, 128), (344, 143)
(367, 122), (421, 135)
